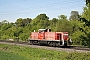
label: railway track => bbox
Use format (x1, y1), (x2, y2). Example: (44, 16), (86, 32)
(0, 40), (90, 53)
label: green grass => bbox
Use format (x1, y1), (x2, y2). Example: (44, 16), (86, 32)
(0, 44), (90, 60)
(0, 50), (30, 60)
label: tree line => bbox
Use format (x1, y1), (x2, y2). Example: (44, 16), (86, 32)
(0, 0), (90, 47)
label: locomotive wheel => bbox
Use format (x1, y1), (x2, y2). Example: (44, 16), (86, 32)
(64, 41), (67, 47)
(53, 42), (56, 47)
(29, 41), (33, 45)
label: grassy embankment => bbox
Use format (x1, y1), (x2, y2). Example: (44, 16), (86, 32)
(0, 44), (90, 60)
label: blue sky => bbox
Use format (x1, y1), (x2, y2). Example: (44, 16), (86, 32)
(0, 0), (85, 22)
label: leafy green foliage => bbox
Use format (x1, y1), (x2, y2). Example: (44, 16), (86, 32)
(58, 15), (67, 20)
(31, 14), (49, 31)
(86, 0), (90, 5)
(55, 20), (73, 35)
(50, 18), (58, 31)
(69, 11), (80, 20)
(71, 30), (85, 45)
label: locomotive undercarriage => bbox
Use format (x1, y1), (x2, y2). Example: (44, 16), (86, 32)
(28, 40), (69, 47)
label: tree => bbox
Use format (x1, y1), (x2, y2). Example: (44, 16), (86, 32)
(55, 20), (73, 35)
(22, 18), (32, 26)
(79, 1), (90, 46)
(15, 18), (23, 27)
(31, 14), (49, 31)
(0, 22), (1, 28)
(82, 7), (90, 21)
(2, 20), (9, 24)
(1, 22), (12, 31)
(58, 15), (67, 20)
(69, 11), (80, 20)
(86, 0), (90, 5)
(70, 0), (90, 46)
(50, 18), (58, 31)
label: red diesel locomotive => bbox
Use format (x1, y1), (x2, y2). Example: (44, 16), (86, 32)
(28, 28), (72, 46)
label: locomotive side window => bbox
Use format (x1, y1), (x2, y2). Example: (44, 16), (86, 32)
(57, 34), (62, 40)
